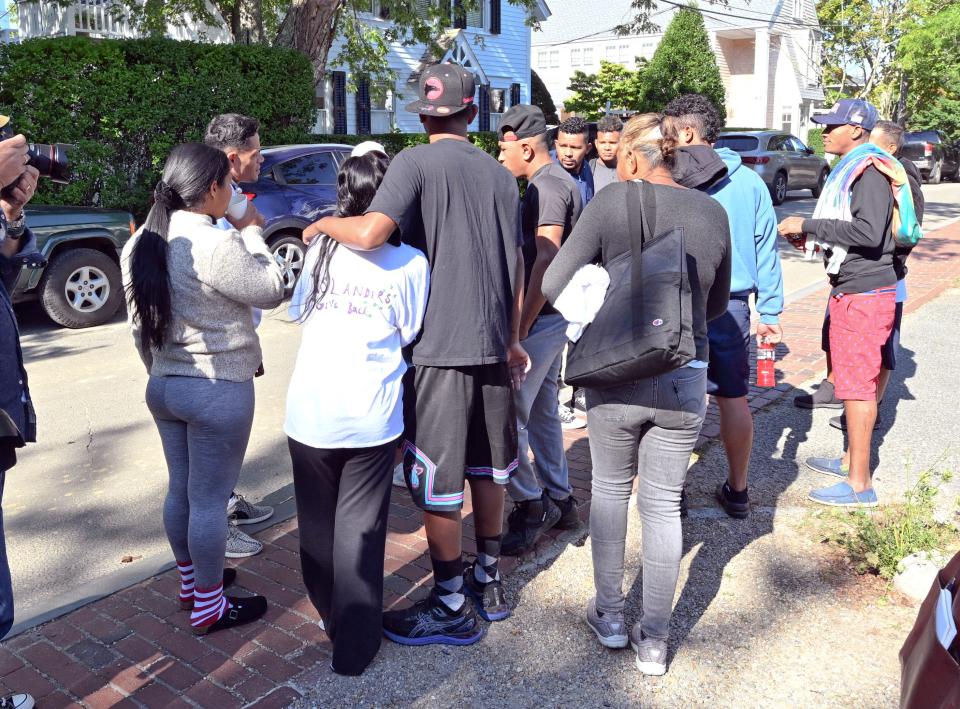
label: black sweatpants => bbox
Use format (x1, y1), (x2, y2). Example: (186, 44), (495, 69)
(288, 437), (396, 676)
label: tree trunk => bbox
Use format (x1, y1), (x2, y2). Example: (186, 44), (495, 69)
(893, 72), (909, 125)
(277, 0), (344, 86)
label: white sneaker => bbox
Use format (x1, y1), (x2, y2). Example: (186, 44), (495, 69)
(0, 693), (35, 709)
(630, 624), (668, 676)
(227, 493), (274, 525)
(558, 404), (586, 430)
(392, 463), (407, 488)
(225, 521), (263, 558)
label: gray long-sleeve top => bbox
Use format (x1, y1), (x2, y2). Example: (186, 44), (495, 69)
(542, 181), (732, 362)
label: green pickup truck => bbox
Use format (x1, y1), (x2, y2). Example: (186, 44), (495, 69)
(11, 205), (136, 328)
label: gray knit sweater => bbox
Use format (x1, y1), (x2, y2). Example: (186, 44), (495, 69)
(121, 210), (285, 382)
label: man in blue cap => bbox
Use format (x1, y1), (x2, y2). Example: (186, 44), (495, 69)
(778, 98), (897, 508)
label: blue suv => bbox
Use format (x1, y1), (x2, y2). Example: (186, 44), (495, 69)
(237, 143), (354, 294)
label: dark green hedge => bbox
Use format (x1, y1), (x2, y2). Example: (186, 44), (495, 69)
(0, 37), (315, 218)
(806, 128), (825, 156)
(309, 132), (501, 158)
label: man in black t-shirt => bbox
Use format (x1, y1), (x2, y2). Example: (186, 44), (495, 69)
(496, 105), (583, 556)
(309, 63), (529, 646)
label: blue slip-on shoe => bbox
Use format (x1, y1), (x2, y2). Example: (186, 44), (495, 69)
(805, 456), (848, 478)
(808, 481), (878, 508)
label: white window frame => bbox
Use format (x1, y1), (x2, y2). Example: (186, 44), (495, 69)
(619, 43), (631, 64)
(781, 106), (793, 134)
(466, 0), (485, 29)
(538, 50), (548, 69)
(605, 44), (617, 60)
(570, 48), (581, 67)
(582, 47), (594, 67)
(549, 50), (560, 68)
(793, 0), (803, 19)
(371, 84), (396, 133)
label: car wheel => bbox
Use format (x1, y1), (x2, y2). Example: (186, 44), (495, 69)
(811, 168), (828, 198)
(927, 160), (942, 184)
(268, 234), (306, 297)
(39, 247), (123, 328)
(771, 172), (788, 205)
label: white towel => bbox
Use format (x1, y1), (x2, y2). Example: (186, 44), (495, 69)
(553, 264), (610, 342)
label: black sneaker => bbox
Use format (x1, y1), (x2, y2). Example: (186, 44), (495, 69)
(553, 495), (580, 530)
(463, 562), (511, 622)
(715, 482), (750, 519)
(382, 589), (484, 646)
(680, 487), (688, 518)
(501, 494), (562, 556)
(794, 379), (843, 409)
(193, 594), (267, 636)
(829, 413), (882, 431)
(573, 388), (587, 413)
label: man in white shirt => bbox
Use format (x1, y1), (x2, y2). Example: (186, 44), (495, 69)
(203, 114), (273, 558)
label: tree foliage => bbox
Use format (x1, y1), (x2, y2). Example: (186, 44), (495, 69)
(640, 7), (726, 120)
(0, 36), (314, 217)
(564, 60), (645, 120)
(896, 3), (960, 138)
(531, 69), (559, 123)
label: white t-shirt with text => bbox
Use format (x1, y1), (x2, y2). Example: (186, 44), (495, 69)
(284, 239), (429, 448)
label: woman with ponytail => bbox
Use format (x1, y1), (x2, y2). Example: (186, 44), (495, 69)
(284, 151), (428, 675)
(121, 142), (284, 635)
(542, 114), (732, 676)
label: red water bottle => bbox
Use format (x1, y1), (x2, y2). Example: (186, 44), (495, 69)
(757, 338), (776, 388)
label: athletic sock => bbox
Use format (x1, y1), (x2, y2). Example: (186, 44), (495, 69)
(431, 556), (465, 613)
(190, 582), (228, 628)
(176, 560), (195, 605)
(473, 535), (502, 585)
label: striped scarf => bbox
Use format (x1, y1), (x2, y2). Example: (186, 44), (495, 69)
(807, 142), (923, 273)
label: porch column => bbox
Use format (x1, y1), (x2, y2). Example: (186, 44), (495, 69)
(754, 28), (770, 128)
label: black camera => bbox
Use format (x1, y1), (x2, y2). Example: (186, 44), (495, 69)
(0, 115), (72, 192)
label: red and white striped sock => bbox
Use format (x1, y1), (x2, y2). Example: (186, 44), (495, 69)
(191, 583), (229, 628)
(176, 560), (195, 606)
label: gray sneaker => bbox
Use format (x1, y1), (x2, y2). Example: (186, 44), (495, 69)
(630, 624), (668, 676)
(227, 493), (273, 525)
(225, 521), (263, 558)
(585, 598), (628, 648)
(0, 693), (35, 709)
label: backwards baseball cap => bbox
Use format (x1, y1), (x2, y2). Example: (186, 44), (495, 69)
(497, 105), (547, 141)
(811, 98), (879, 130)
(351, 140), (387, 157)
(405, 63), (476, 117)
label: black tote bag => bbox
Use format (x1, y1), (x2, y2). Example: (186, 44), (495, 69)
(564, 181), (695, 389)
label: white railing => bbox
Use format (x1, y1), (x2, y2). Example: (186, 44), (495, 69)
(73, 0), (132, 37)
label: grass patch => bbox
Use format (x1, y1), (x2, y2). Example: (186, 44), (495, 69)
(820, 471), (958, 579)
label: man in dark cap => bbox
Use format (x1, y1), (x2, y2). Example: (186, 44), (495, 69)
(496, 104), (582, 556)
(307, 63), (529, 646)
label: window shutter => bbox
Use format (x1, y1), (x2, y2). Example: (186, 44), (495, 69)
(510, 82), (520, 106)
(478, 84), (490, 131)
(356, 76), (372, 135)
(332, 71), (348, 134)
(489, 0), (501, 34)
(453, 0), (466, 28)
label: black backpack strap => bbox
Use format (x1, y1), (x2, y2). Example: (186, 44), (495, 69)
(627, 181), (646, 335)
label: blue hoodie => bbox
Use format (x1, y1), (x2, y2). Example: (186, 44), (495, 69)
(707, 148), (784, 324)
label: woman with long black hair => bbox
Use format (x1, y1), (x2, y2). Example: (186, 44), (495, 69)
(121, 142), (284, 635)
(285, 151), (429, 675)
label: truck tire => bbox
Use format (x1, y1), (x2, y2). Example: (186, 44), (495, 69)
(39, 248), (123, 328)
(927, 160), (942, 185)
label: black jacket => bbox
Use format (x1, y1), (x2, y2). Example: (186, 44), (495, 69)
(1, 213), (39, 470)
(671, 145), (728, 191)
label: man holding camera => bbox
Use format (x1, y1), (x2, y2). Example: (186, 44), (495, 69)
(0, 131), (41, 709)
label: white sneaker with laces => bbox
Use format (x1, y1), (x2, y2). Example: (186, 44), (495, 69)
(0, 693), (35, 709)
(227, 493), (273, 525)
(558, 404), (586, 430)
(225, 520), (263, 558)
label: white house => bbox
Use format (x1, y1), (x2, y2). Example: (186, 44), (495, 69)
(532, 0), (825, 141)
(12, 0), (550, 136)
(316, 0), (551, 135)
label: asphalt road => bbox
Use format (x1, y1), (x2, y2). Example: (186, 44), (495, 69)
(5, 181), (960, 631)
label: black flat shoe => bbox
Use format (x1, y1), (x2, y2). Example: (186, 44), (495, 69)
(179, 568), (238, 610)
(192, 595), (267, 635)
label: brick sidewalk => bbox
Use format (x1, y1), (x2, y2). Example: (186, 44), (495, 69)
(3, 219), (959, 708)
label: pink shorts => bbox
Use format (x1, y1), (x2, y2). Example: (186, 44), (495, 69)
(829, 289), (896, 401)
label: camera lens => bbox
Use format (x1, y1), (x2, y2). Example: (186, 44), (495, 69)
(27, 143), (71, 184)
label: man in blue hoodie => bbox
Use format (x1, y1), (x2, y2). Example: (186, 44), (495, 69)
(665, 94), (784, 519)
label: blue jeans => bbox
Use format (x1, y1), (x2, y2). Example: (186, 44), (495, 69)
(586, 367), (707, 641)
(0, 467), (12, 639)
(508, 313), (572, 503)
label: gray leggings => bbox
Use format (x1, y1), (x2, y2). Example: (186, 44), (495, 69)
(146, 376), (254, 588)
(585, 367), (706, 641)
